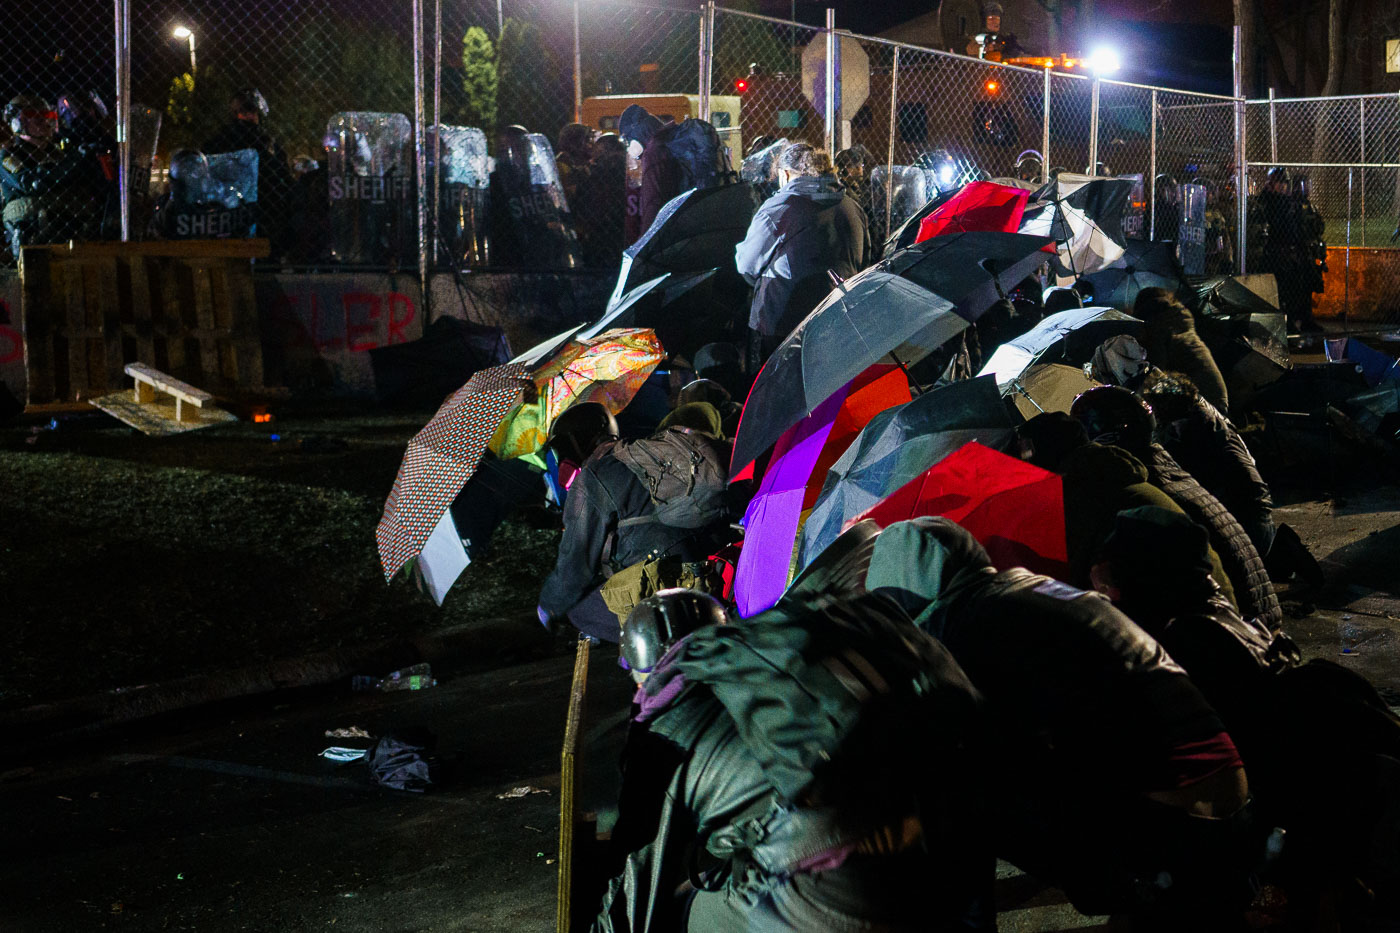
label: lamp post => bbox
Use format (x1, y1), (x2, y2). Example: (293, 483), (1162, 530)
(1086, 45), (1120, 175)
(172, 25), (196, 74)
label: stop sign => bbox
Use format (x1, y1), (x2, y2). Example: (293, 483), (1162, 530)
(801, 35), (870, 119)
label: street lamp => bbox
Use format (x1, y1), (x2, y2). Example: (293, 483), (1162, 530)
(172, 25), (197, 73)
(1087, 46), (1121, 75)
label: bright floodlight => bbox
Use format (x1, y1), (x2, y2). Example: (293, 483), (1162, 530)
(938, 164), (955, 186)
(172, 25), (192, 38)
(1088, 46), (1121, 74)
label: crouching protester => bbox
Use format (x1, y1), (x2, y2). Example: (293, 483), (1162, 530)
(1093, 507), (1400, 928)
(592, 588), (993, 932)
(537, 402), (737, 643)
(862, 517), (1269, 926)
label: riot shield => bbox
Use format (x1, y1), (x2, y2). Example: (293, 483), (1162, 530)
(125, 104), (162, 235)
(872, 165), (935, 250)
(159, 148), (257, 239)
(487, 131), (580, 269)
(741, 137), (787, 202)
(433, 125), (490, 267)
(1178, 182), (1207, 275)
(1119, 173), (1145, 240)
(325, 112), (416, 266)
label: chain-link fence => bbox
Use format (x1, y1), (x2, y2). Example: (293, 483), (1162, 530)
(19, 0), (1392, 324)
(1244, 94), (1400, 326)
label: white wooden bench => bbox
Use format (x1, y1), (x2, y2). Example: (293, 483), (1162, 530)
(126, 362), (213, 423)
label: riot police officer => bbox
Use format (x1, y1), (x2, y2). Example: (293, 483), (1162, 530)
(2, 95), (67, 255)
(965, 2), (1027, 61)
(204, 89), (295, 255)
(1257, 167), (1323, 332)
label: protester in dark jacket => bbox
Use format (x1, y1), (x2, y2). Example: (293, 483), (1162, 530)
(537, 403), (728, 642)
(863, 517), (1259, 922)
(1018, 415), (1238, 608)
(1070, 387), (1282, 633)
(735, 143), (871, 351)
(1141, 368), (1275, 555)
(1133, 287), (1230, 415)
(1091, 506), (1400, 926)
(595, 588), (990, 933)
(618, 104), (681, 234)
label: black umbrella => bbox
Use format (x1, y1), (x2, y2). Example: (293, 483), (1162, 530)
(1082, 239), (1183, 310)
(609, 181), (758, 302)
(797, 376), (1014, 569)
(1023, 174), (1133, 277)
(881, 231), (1058, 322)
(730, 268), (969, 474)
(977, 306), (1143, 390)
(368, 317), (511, 409)
(580, 269), (720, 357)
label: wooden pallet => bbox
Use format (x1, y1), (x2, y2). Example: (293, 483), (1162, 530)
(19, 239), (270, 405)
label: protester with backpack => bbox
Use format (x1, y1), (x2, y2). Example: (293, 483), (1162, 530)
(618, 104), (728, 234)
(735, 143), (872, 363)
(537, 402), (735, 642)
(593, 587), (992, 932)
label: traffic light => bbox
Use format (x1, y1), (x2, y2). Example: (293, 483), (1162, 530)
(734, 77), (749, 93)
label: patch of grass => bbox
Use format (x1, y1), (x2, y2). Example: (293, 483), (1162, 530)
(0, 411), (561, 708)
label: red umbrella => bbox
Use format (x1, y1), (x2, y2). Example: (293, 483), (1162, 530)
(915, 181), (1031, 243)
(847, 441), (1068, 578)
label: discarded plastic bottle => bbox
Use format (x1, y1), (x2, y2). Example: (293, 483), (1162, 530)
(352, 663), (436, 692)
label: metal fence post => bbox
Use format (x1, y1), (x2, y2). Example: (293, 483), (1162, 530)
(698, 2), (714, 122)
(432, 0), (442, 270)
(1041, 66), (1051, 185)
(1268, 87), (1277, 163)
(573, 0), (582, 125)
(1149, 89), (1157, 240)
(1360, 97), (1366, 247)
(114, 0), (131, 242)
(1234, 26), (1248, 275)
(1087, 76), (1100, 174)
(1235, 102), (1248, 276)
(1345, 167), (1353, 326)
(412, 0), (428, 297)
(886, 45), (900, 237)
(824, 8), (836, 154)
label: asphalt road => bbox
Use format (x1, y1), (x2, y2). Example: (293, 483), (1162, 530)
(0, 655), (635, 933)
(5, 488), (1400, 933)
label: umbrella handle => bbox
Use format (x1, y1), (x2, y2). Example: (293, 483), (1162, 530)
(1012, 379), (1046, 414)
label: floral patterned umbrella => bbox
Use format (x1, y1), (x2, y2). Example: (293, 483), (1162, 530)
(490, 328), (665, 461)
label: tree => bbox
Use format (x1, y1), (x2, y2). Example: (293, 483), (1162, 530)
(459, 26), (498, 133)
(497, 18), (569, 138)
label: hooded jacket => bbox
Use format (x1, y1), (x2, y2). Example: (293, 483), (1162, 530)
(1141, 443), (1282, 632)
(1139, 303), (1230, 415)
(735, 173), (871, 337)
(593, 591), (987, 933)
(1059, 443), (1236, 608)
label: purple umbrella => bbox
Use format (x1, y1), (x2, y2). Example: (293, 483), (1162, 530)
(733, 366), (912, 617)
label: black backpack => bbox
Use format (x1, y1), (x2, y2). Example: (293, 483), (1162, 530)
(663, 119), (729, 192)
(612, 427), (729, 530)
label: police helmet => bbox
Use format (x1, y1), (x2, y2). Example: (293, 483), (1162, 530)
(621, 588), (727, 675)
(168, 148), (210, 182)
(1069, 385), (1156, 451)
(545, 402), (618, 466)
(1266, 166), (1289, 188)
(1014, 149), (1042, 180)
(56, 90), (108, 130)
(5, 94), (53, 136)
(230, 88), (269, 119)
